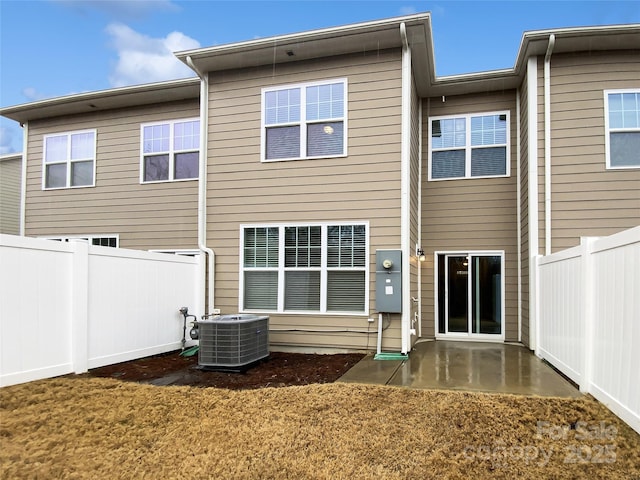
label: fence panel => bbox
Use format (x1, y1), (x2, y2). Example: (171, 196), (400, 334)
(538, 226), (640, 434)
(0, 235), (74, 386)
(589, 229), (640, 434)
(537, 246), (584, 384)
(87, 247), (202, 368)
(0, 235), (203, 387)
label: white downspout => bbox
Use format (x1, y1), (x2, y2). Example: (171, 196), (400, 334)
(527, 56), (539, 352)
(19, 122), (28, 236)
(544, 34), (555, 256)
(417, 99), (423, 338)
(399, 22), (411, 354)
(516, 88), (522, 343)
(187, 56), (215, 313)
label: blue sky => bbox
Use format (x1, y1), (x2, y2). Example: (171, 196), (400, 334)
(1, 0), (639, 154)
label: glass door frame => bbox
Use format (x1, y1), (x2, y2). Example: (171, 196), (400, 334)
(434, 250), (505, 342)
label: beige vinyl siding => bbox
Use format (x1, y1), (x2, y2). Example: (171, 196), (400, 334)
(537, 58), (546, 255)
(207, 49), (404, 351)
(0, 155), (22, 235)
(409, 76), (421, 347)
(24, 100), (199, 250)
(421, 91), (519, 342)
(519, 82), (530, 347)
(545, 50), (640, 252)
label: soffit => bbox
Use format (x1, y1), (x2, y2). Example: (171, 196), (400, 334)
(176, 14), (433, 96)
(0, 78), (200, 124)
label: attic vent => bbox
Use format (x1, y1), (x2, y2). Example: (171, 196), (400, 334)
(198, 315), (269, 372)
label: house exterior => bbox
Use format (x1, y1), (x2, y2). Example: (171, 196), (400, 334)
(1, 13), (639, 355)
(0, 153), (22, 235)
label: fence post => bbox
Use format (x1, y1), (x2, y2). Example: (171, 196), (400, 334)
(580, 237), (596, 394)
(70, 240), (89, 374)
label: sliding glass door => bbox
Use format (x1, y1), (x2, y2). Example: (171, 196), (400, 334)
(437, 252), (503, 338)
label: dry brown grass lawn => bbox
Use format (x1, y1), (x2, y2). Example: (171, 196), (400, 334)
(1, 377), (639, 479)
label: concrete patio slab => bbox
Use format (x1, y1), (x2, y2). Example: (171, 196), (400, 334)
(338, 340), (581, 398)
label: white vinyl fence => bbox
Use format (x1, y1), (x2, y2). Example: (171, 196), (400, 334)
(0, 234), (204, 387)
(538, 226), (640, 434)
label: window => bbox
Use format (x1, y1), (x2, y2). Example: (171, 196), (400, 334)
(262, 79), (347, 161)
(604, 90), (640, 169)
(428, 112), (510, 180)
(43, 130), (96, 189)
(141, 119), (200, 182)
(241, 223), (367, 314)
(43, 235), (119, 247)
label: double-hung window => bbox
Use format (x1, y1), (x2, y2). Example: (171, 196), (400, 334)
(428, 111), (510, 180)
(262, 79), (347, 161)
(241, 223), (367, 314)
(141, 118), (200, 182)
(604, 90), (640, 169)
(43, 130), (96, 189)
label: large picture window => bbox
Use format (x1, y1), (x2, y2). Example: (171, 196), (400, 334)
(43, 130), (96, 189)
(604, 90), (640, 169)
(141, 118), (200, 182)
(241, 223), (367, 314)
(428, 112), (510, 180)
(262, 79), (347, 161)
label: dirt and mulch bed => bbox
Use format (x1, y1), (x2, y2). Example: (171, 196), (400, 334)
(86, 350), (365, 389)
(2, 364), (640, 480)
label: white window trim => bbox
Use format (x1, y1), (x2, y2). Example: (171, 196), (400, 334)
(140, 117), (200, 183)
(260, 78), (348, 162)
(41, 234), (119, 247)
(428, 111), (511, 181)
(239, 221), (369, 315)
(604, 89), (640, 170)
(42, 129), (97, 190)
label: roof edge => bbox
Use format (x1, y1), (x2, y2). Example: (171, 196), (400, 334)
(0, 77), (199, 121)
(175, 12), (430, 61)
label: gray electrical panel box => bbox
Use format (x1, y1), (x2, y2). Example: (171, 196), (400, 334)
(375, 250), (402, 313)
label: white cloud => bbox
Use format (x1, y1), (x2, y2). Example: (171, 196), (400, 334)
(54, 0), (179, 20)
(399, 6), (417, 15)
(0, 126), (16, 154)
(22, 87), (48, 102)
(105, 23), (200, 87)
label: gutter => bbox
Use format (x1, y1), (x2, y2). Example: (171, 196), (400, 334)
(186, 56), (215, 313)
(527, 56), (539, 351)
(399, 22), (412, 354)
(544, 34), (555, 256)
(19, 123), (28, 236)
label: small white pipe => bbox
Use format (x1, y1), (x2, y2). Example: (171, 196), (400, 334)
(544, 34), (555, 256)
(417, 100), (423, 338)
(377, 313), (383, 355)
(516, 88), (522, 343)
(187, 56), (215, 313)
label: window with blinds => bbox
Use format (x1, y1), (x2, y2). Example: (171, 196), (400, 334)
(605, 90), (640, 169)
(241, 223), (367, 314)
(429, 112), (509, 180)
(262, 79), (347, 161)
